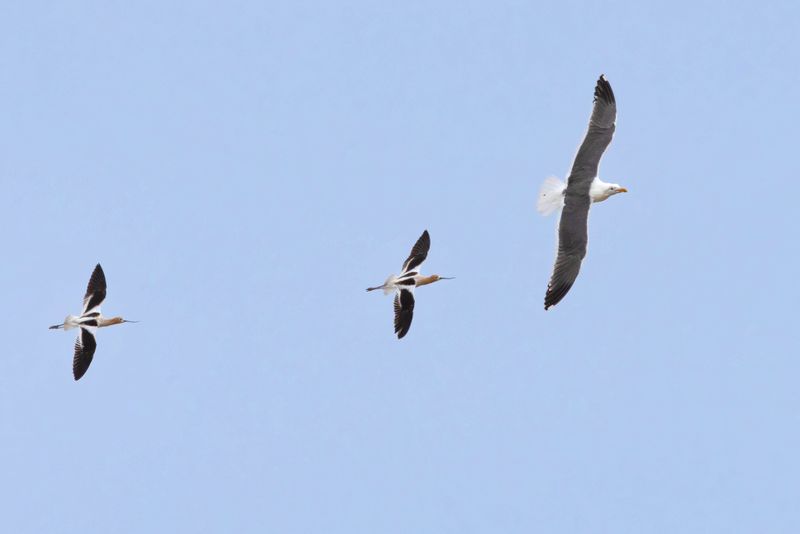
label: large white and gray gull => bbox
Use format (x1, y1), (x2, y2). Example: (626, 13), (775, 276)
(538, 75), (628, 310)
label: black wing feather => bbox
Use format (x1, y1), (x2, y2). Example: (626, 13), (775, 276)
(393, 289), (415, 339)
(401, 230), (431, 273)
(73, 327), (97, 381)
(82, 264), (107, 314)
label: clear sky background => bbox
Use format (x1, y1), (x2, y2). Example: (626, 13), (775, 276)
(1, 1), (799, 532)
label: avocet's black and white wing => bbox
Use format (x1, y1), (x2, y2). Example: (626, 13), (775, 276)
(82, 264), (107, 315)
(393, 289), (415, 339)
(545, 75), (617, 310)
(73, 327), (97, 381)
(401, 230), (430, 274)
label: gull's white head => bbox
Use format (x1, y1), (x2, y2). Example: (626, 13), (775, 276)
(607, 183), (628, 196)
(591, 179), (628, 203)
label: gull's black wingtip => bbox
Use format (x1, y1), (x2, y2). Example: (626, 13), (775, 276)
(593, 73), (615, 105)
(544, 281), (574, 311)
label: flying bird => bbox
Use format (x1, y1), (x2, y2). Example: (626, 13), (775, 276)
(49, 264), (137, 380)
(538, 74), (628, 310)
(366, 230), (453, 339)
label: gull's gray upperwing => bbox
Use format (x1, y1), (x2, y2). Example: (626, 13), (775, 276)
(545, 75), (617, 310)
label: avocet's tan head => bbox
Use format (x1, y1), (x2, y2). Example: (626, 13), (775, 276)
(417, 274), (455, 287)
(99, 316), (139, 327)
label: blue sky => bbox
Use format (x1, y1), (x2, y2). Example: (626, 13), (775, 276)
(2, 1), (799, 532)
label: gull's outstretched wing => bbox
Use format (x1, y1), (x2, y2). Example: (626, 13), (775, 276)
(544, 198), (589, 310)
(545, 75), (617, 310)
(73, 327), (97, 381)
(401, 230), (430, 274)
(393, 288), (415, 339)
(566, 74), (616, 191)
(82, 264), (107, 315)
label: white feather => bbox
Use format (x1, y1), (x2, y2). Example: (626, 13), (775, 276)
(382, 274), (397, 295)
(537, 176), (566, 216)
(63, 315), (80, 331)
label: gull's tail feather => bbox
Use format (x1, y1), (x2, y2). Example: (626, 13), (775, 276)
(537, 176), (566, 216)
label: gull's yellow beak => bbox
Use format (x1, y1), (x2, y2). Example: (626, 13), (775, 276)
(618, 187), (628, 193)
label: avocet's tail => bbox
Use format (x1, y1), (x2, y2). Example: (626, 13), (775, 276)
(537, 176), (566, 216)
(366, 274), (398, 295)
(50, 315), (79, 331)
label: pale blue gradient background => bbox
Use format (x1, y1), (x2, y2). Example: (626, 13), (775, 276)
(2, 1), (799, 532)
